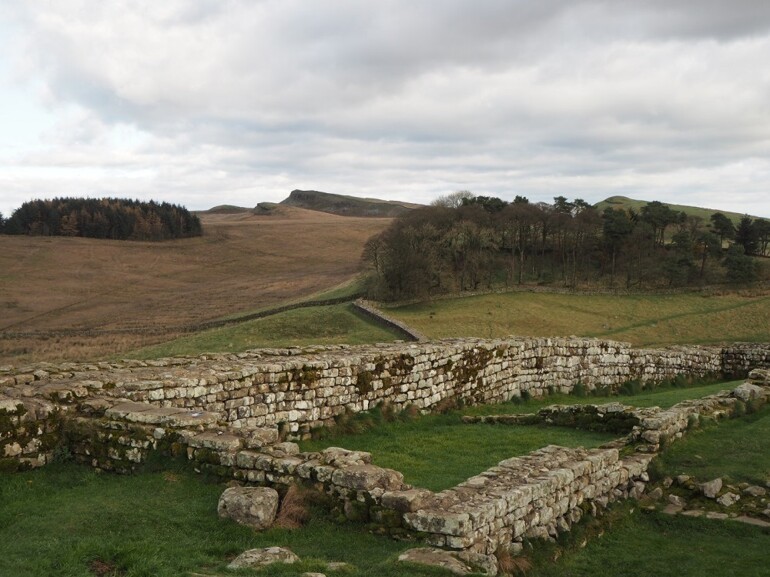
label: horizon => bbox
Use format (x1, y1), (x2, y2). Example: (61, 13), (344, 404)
(2, 2), (770, 219)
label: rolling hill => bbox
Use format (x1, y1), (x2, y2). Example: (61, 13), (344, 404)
(594, 196), (765, 223)
(0, 207), (392, 365)
(280, 189), (421, 217)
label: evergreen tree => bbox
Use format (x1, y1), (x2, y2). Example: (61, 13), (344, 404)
(735, 216), (760, 255)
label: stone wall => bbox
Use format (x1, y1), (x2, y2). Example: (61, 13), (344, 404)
(49, 373), (769, 559)
(2, 339), (770, 570)
(72, 339), (751, 436)
(2, 338), (769, 468)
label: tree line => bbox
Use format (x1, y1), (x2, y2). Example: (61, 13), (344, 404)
(363, 192), (769, 300)
(0, 197), (202, 241)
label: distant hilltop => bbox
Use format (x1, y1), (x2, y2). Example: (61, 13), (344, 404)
(279, 189), (420, 217)
(594, 195), (762, 223)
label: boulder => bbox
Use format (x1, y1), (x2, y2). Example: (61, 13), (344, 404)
(647, 487), (663, 501)
(743, 485), (767, 497)
(700, 478), (722, 499)
(668, 494), (686, 507)
(748, 368), (770, 386)
(227, 546), (299, 569)
(716, 492), (740, 507)
(732, 383), (765, 402)
(218, 486), (279, 530)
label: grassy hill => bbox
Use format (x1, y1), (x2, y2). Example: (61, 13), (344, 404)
(280, 189), (421, 217)
(0, 207), (392, 365)
(595, 195), (765, 223)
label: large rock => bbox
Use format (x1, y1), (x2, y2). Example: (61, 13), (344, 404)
(227, 546), (299, 569)
(218, 486), (279, 530)
(748, 368), (770, 386)
(700, 478), (722, 499)
(716, 492), (740, 507)
(732, 383), (765, 402)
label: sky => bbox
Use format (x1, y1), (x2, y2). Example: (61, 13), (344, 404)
(1, 1), (770, 219)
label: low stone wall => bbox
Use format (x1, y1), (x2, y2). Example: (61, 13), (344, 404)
(46, 396), (650, 558)
(53, 373), (769, 560)
(2, 338), (769, 469)
(2, 345), (769, 571)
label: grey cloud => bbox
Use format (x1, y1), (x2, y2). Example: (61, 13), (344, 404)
(1, 0), (770, 219)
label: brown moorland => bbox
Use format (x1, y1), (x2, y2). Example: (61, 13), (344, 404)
(0, 206), (391, 365)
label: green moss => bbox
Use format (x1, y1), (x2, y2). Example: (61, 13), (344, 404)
(356, 370), (374, 394)
(291, 365), (321, 388)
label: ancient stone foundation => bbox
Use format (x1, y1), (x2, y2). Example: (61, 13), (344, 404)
(2, 338), (770, 570)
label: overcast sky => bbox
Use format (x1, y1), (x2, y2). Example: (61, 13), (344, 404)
(2, 1), (770, 218)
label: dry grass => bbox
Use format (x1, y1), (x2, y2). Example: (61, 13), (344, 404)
(384, 291), (770, 347)
(273, 485), (312, 529)
(0, 207), (390, 364)
(496, 546), (532, 577)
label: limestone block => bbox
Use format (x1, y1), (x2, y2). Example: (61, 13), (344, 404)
(381, 488), (435, 513)
(188, 431), (243, 452)
(700, 478), (723, 499)
(244, 427), (278, 449)
(227, 546), (299, 569)
(331, 464), (404, 491)
(403, 510), (471, 537)
(397, 548), (476, 576)
(716, 492), (740, 507)
(732, 383), (766, 402)
(321, 447), (372, 467)
(218, 486), (280, 530)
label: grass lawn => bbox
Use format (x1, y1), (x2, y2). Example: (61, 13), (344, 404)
(529, 504), (770, 577)
(301, 382), (739, 491)
(301, 413), (616, 491)
(459, 380), (740, 417)
(656, 403), (770, 486)
(383, 292), (770, 347)
(126, 303), (398, 359)
(0, 463), (451, 577)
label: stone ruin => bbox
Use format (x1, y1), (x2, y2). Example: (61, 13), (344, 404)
(2, 337), (770, 574)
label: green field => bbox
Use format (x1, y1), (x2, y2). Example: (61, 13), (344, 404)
(529, 504), (770, 577)
(383, 291), (770, 346)
(127, 303), (398, 359)
(657, 403), (770, 485)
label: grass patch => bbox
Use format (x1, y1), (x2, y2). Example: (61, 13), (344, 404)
(384, 292), (770, 347)
(126, 303), (398, 359)
(301, 412), (616, 491)
(529, 504), (770, 577)
(656, 403), (770, 485)
(0, 463), (453, 577)
(459, 381), (739, 417)
(301, 381), (737, 491)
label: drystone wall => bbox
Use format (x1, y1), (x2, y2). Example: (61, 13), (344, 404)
(2, 338), (770, 471)
(36, 370), (770, 562)
(2, 339), (770, 571)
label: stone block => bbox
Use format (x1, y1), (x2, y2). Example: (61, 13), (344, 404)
(331, 465), (404, 491)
